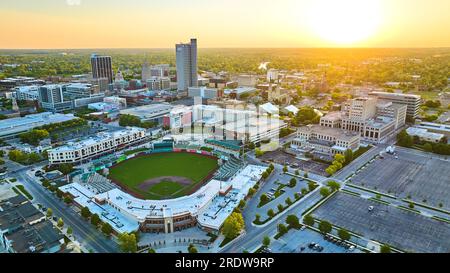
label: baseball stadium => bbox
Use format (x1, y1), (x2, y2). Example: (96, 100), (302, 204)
(60, 138), (266, 234)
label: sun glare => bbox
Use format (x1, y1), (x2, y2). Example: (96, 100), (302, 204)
(307, 0), (382, 45)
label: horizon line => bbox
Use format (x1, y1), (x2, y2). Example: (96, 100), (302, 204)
(1, 46), (450, 51)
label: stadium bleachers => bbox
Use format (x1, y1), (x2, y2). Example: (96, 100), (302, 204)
(214, 157), (245, 181)
(74, 172), (117, 194)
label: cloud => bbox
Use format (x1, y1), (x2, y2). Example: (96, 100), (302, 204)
(66, 0), (82, 6)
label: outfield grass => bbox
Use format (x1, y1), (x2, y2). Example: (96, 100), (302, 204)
(109, 152), (218, 199)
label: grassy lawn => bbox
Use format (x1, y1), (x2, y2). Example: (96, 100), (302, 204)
(109, 152), (218, 199)
(148, 181), (184, 197)
(14, 185), (33, 200)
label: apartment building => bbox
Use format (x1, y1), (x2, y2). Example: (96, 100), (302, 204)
(48, 127), (147, 164)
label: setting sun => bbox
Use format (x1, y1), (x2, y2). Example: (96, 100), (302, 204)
(306, 0), (383, 45)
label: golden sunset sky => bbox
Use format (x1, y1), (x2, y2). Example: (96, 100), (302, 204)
(1, 0), (449, 48)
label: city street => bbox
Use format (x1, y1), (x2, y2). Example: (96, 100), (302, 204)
(15, 171), (120, 253)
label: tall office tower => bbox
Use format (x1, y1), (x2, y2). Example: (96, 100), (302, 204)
(91, 54), (114, 84)
(176, 38), (198, 92)
(142, 61), (152, 82)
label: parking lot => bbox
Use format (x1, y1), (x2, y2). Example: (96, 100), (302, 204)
(313, 192), (450, 253)
(259, 149), (329, 176)
(270, 227), (362, 253)
(350, 149), (450, 210)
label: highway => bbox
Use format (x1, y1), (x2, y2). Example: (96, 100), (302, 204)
(15, 172), (120, 253)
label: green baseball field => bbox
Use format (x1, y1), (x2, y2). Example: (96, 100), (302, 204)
(108, 152), (218, 200)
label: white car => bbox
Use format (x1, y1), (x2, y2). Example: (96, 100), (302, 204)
(368, 206), (374, 212)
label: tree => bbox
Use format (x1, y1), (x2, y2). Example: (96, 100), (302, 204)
(148, 248), (156, 253)
(261, 171), (269, 180)
(325, 165), (337, 176)
(56, 189), (63, 198)
(57, 218), (64, 228)
(67, 226), (73, 236)
(283, 165), (288, 173)
(423, 143), (433, 152)
(262, 236), (271, 247)
(308, 182), (316, 191)
(303, 214), (314, 226)
(320, 187), (331, 197)
(188, 244), (198, 253)
(277, 204), (284, 212)
(119, 114), (142, 127)
(255, 148), (264, 157)
(238, 200), (246, 209)
(64, 195), (72, 204)
(247, 187), (256, 197)
(338, 228), (351, 241)
(8, 149), (29, 164)
(101, 222), (113, 236)
(19, 129), (49, 146)
(286, 215), (300, 228)
(304, 172), (308, 179)
(344, 149), (354, 164)
(91, 214), (101, 226)
(57, 164), (74, 175)
(285, 197), (293, 206)
(295, 170), (300, 175)
(28, 152), (42, 164)
(255, 214), (261, 223)
(380, 244), (391, 253)
(118, 233), (137, 253)
(289, 178), (297, 188)
(267, 209), (275, 218)
(318, 220), (332, 234)
(46, 208), (53, 218)
(397, 129), (413, 148)
(260, 194), (270, 205)
(277, 223), (288, 235)
(81, 207), (91, 219)
(222, 212), (245, 239)
(327, 181), (341, 191)
(42, 180), (51, 188)
(334, 154), (346, 165)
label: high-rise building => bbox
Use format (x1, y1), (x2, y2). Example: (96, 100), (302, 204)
(142, 61), (152, 82)
(91, 54), (114, 84)
(38, 85), (73, 112)
(176, 38), (198, 92)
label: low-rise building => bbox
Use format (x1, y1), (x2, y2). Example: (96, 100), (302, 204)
(224, 87), (257, 99)
(0, 197), (63, 253)
(48, 127), (147, 164)
(0, 112), (77, 139)
(291, 124), (360, 156)
(406, 127), (445, 143)
(414, 121), (450, 138)
(119, 104), (173, 124)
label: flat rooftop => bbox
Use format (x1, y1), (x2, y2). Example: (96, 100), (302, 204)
(370, 91), (421, 99)
(0, 112), (77, 137)
(49, 127), (145, 153)
(120, 104), (173, 120)
(298, 124), (359, 141)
